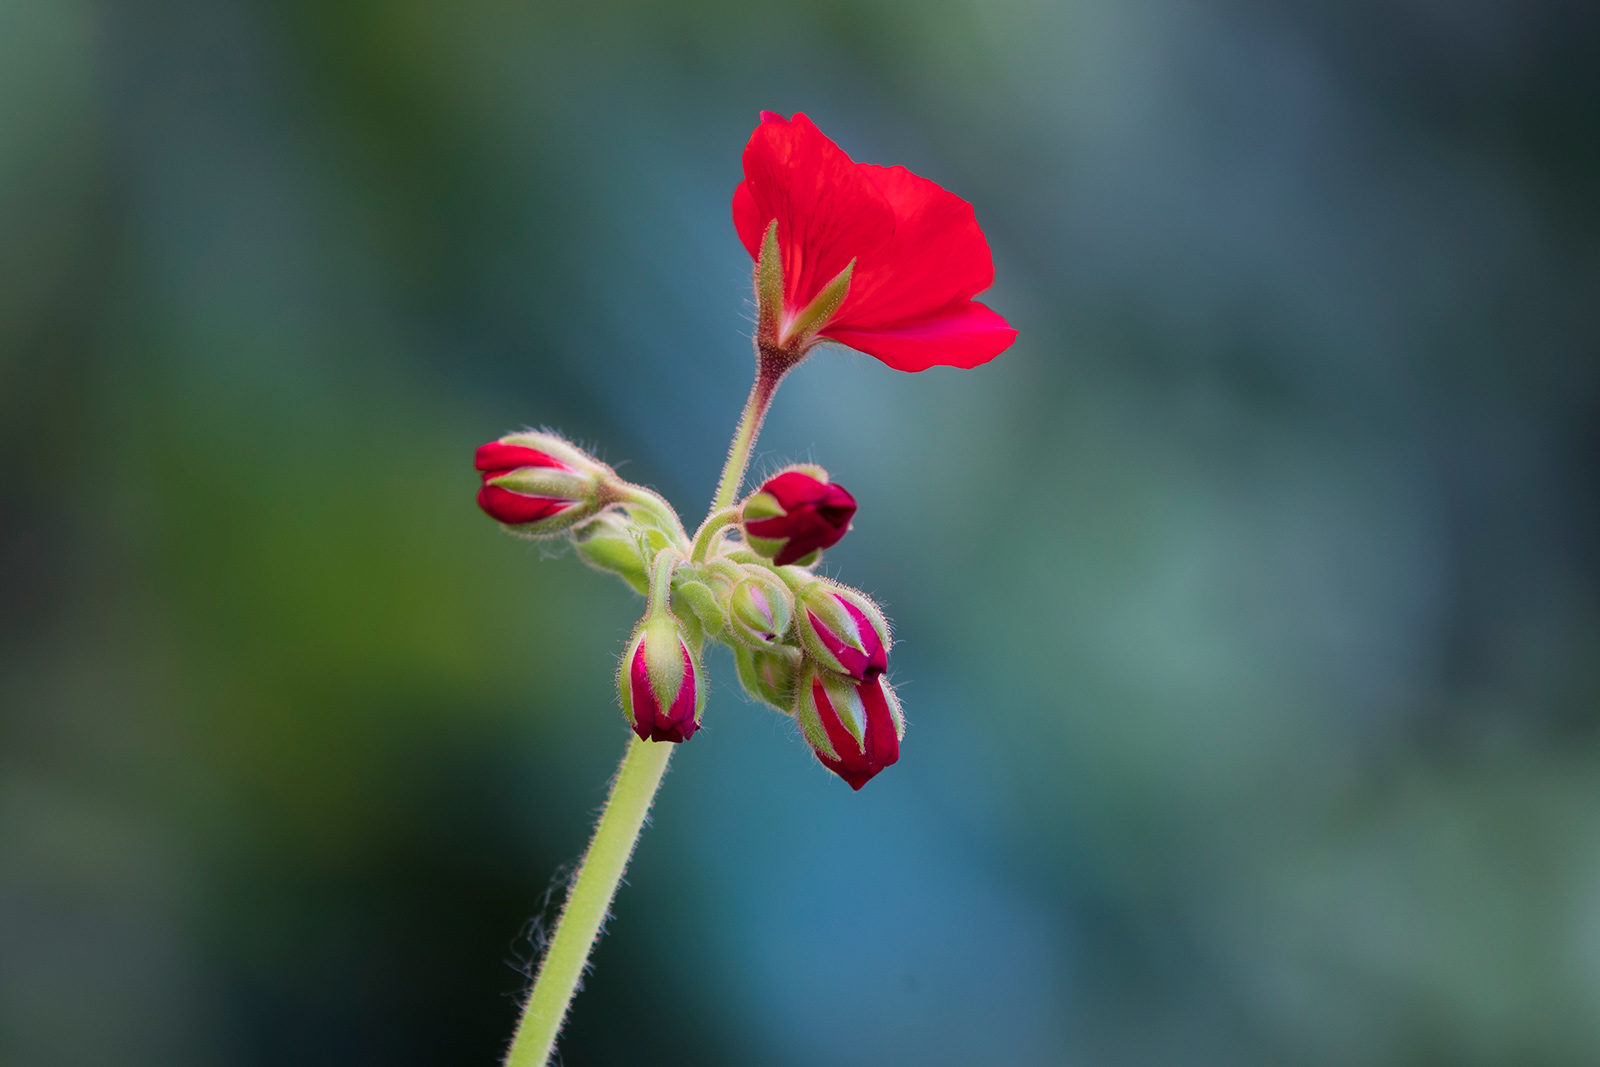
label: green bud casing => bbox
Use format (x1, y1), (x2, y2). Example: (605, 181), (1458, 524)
(734, 644), (802, 713)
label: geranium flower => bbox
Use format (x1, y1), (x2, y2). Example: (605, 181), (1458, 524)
(732, 111), (1017, 372)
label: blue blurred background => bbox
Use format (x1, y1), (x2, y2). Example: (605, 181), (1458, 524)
(3, 0), (1598, 1064)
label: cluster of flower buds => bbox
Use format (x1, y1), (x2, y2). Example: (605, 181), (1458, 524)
(474, 434), (904, 788)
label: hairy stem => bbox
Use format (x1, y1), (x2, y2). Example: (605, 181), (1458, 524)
(710, 346), (799, 514)
(690, 508), (741, 563)
(502, 737), (674, 1067)
(503, 345), (797, 1066)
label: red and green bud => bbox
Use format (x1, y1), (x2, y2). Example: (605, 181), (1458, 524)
(474, 433), (605, 536)
(795, 581), (890, 681)
(725, 566), (794, 648)
(795, 661), (904, 790)
(740, 465), (857, 566)
(734, 644), (801, 713)
(618, 614), (704, 743)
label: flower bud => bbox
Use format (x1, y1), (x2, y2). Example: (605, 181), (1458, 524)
(618, 614), (704, 743)
(475, 434), (604, 536)
(795, 662), (904, 789)
(734, 644), (801, 713)
(571, 511), (650, 594)
(795, 581), (890, 681)
(725, 566), (794, 649)
(740, 465), (857, 566)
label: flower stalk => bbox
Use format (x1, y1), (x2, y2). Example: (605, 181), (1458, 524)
(501, 736), (673, 1067)
(483, 109), (1016, 1066)
(501, 357), (786, 1066)
(710, 354), (788, 513)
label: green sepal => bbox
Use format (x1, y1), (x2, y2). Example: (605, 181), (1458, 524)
(673, 578), (726, 640)
(793, 660), (839, 759)
(744, 533), (788, 561)
(571, 512), (650, 594)
(489, 466), (596, 501)
(755, 219), (784, 344)
(725, 566), (795, 649)
(740, 490), (786, 523)
(781, 259), (854, 349)
(735, 644), (802, 714)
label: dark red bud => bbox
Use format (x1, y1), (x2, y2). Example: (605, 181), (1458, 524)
(619, 616), (704, 743)
(742, 469), (857, 566)
(474, 442), (568, 475)
(796, 584), (890, 681)
(474, 441), (577, 526)
(798, 667), (904, 790)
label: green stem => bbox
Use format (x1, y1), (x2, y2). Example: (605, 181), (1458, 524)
(503, 347), (797, 1066)
(690, 508), (740, 563)
(648, 547), (682, 612)
(709, 348), (797, 514)
(616, 484), (690, 548)
(502, 737), (674, 1067)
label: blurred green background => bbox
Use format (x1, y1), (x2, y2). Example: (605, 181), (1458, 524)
(4, 0), (1598, 1064)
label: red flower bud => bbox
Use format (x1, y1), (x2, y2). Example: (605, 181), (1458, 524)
(474, 433), (603, 535)
(618, 615), (704, 743)
(795, 581), (890, 681)
(796, 662), (904, 790)
(741, 467), (857, 567)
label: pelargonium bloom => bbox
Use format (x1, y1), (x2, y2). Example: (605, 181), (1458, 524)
(732, 111), (1017, 372)
(796, 662), (905, 790)
(795, 581), (890, 681)
(475, 442), (576, 525)
(474, 432), (608, 536)
(741, 465), (857, 566)
(619, 615), (704, 743)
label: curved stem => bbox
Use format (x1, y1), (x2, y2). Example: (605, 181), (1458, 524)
(616, 484), (691, 548)
(709, 348), (798, 515)
(690, 508), (740, 563)
(648, 547), (683, 612)
(502, 737), (674, 1067)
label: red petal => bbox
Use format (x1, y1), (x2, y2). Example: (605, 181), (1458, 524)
(730, 113), (894, 314)
(477, 485), (571, 525)
(831, 163), (997, 332)
(628, 642), (656, 741)
(823, 299), (1016, 372)
(858, 675), (900, 774)
(666, 642), (699, 739)
(731, 181), (764, 259)
(474, 442), (566, 473)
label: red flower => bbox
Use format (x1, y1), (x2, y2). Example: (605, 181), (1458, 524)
(740, 467), (858, 566)
(732, 111), (1017, 372)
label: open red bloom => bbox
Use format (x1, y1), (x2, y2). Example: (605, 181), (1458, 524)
(732, 111), (1017, 372)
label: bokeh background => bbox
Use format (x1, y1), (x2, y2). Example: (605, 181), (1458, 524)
(4, 0), (1598, 1064)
